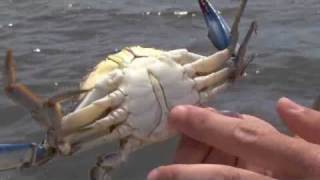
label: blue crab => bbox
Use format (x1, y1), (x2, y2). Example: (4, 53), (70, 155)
(0, 0), (256, 179)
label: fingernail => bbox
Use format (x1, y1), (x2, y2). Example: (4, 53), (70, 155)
(168, 106), (188, 127)
(280, 97), (304, 113)
(219, 110), (243, 118)
(147, 169), (159, 180)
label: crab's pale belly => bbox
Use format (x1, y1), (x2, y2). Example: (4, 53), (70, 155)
(119, 56), (199, 141)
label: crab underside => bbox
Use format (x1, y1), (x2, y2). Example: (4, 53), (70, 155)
(0, 0), (258, 180)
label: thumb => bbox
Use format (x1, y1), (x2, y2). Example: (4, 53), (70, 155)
(277, 97), (320, 144)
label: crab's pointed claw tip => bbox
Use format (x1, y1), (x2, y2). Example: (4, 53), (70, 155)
(235, 20), (258, 64)
(227, 0), (249, 56)
(239, 53), (255, 76)
(5, 49), (13, 68)
(230, 21), (257, 79)
(199, 0), (231, 50)
(4, 49), (16, 86)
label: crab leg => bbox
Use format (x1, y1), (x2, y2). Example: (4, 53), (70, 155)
(46, 89), (90, 131)
(59, 70), (125, 138)
(231, 21), (257, 78)
(76, 70), (124, 110)
(184, 49), (231, 77)
(194, 67), (231, 90)
(48, 90), (126, 155)
(0, 143), (55, 171)
(228, 0), (248, 55)
(65, 107), (128, 145)
(61, 90), (125, 135)
(90, 137), (144, 180)
(166, 49), (205, 65)
(184, 0), (248, 76)
(199, 82), (231, 104)
(197, 24), (256, 103)
(3, 50), (45, 127)
(191, 0), (256, 103)
(74, 125), (133, 154)
(4, 49), (15, 86)
(3, 50), (89, 150)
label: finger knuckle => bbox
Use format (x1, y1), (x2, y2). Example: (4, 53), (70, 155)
(233, 120), (276, 145)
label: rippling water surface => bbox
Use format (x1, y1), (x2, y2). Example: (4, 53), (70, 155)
(0, 0), (319, 179)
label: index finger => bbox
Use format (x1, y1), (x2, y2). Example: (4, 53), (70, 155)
(168, 105), (320, 179)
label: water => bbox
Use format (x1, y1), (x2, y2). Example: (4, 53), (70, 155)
(0, 0), (319, 179)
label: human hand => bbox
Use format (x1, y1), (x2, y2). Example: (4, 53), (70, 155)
(147, 97), (320, 180)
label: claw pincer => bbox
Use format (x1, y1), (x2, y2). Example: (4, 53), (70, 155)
(199, 0), (257, 79)
(199, 0), (231, 50)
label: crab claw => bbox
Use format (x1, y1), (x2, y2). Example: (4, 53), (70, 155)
(199, 0), (231, 50)
(230, 21), (258, 80)
(0, 143), (55, 171)
(199, 0), (256, 80)
(199, 0), (248, 53)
